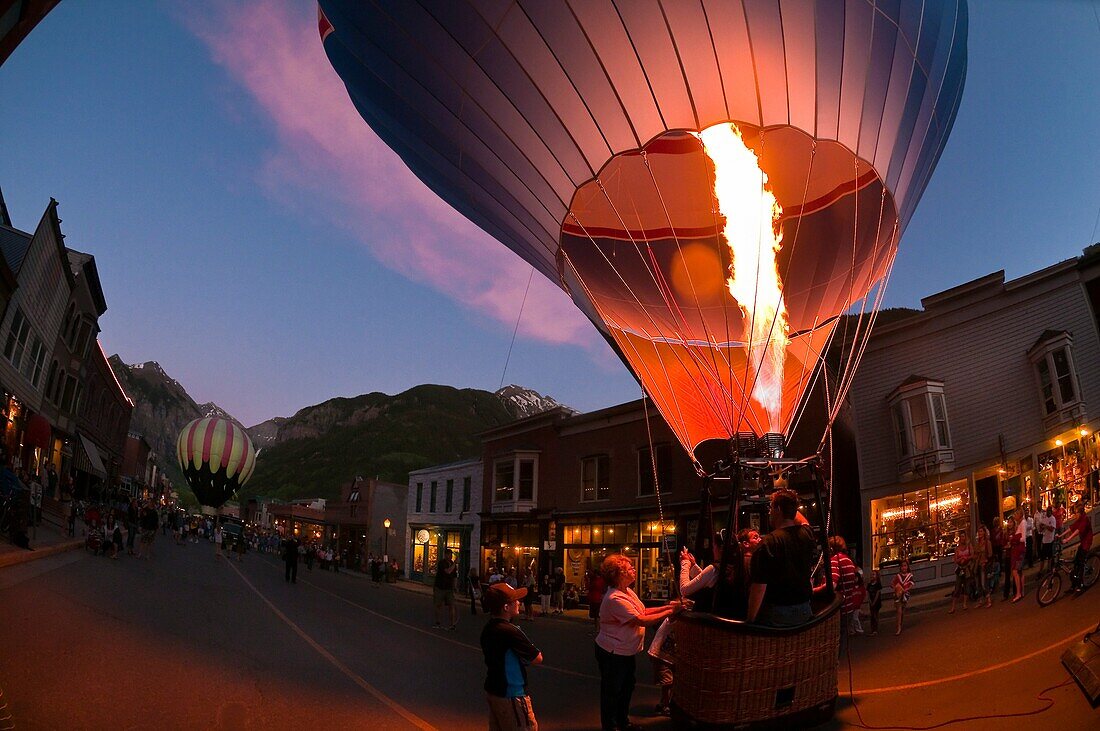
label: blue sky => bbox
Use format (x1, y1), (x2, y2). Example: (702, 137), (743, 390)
(0, 1), (1097, 427)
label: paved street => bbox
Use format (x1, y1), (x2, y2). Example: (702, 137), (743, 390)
(1, 542), (1097, 730)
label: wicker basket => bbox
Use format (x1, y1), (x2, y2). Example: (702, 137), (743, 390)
(671, 597), (840, 728)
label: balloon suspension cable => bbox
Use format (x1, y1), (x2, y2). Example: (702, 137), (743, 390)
(641, 392), (677, 596)
(499, 266), (535, 390)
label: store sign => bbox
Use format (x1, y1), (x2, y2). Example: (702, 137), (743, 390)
(661, 535), (677, 555)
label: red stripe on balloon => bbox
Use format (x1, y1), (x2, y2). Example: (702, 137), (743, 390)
(201, 420), (215, 466)
(185, 420), (202, 468)
(221, 420), (235, 469)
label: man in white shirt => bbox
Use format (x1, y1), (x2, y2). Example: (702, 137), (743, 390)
(1035, 506), (1057, 574)
(1024, 512), (1035, 568)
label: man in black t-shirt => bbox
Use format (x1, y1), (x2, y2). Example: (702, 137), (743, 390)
(747, 489), (817, 627)
(433, 550), (458, 630)
(481, 583), (542, 730)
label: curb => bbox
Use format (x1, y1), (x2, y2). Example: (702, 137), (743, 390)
(0, 538), (84, 569)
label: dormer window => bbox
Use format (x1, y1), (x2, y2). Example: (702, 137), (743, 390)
(888, 377), (954, 478)
(1028, 331), (1083, 431)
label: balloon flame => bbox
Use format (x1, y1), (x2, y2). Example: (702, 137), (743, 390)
(698, 123), (789, 433)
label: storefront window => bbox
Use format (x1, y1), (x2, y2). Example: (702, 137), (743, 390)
(870, 478), (970, 567)
(1037, 434), (1098, 512)
(636, 547), (674, 601)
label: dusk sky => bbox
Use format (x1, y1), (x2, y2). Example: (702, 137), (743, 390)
(1, 0), (1097, 427)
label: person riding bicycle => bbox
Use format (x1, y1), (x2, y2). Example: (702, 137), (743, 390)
(1058, 503), (1094, 594)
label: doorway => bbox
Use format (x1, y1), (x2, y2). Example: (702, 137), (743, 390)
(975, 475), (999, 530)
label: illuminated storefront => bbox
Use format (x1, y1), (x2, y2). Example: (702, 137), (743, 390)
(480, 521), (540, 581)
(869, 478), (970, 568)
(409, 524), (471, 588)
(560, 519), (677, 602)
(1035, 427), (1099, 512)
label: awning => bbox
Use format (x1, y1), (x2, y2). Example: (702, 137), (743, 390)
(74, 433), (107, 479)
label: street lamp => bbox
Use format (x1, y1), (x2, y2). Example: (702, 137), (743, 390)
(383, 518), (391, 560)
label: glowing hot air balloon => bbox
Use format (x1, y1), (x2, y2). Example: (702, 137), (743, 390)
(176, 417), (257, 509)
(318, 0), (968, 464)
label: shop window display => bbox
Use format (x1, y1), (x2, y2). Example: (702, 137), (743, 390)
(870, 479), (970, 567)
(1037, 433), (1098, 511)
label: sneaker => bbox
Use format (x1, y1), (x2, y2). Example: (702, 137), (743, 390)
(432, 623), (442, 629)
(447, 625), (457, 631)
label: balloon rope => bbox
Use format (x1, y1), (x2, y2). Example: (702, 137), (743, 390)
(499, 266), (534, 390)
(641, 391), (677, 596)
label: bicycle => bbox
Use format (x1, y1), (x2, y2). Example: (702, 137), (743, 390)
(1036, 544), (1100, 606)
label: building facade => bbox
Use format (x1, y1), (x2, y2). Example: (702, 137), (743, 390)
(479, 403), (728, 602)
(848, 248), (1100, 588)
(0, 199), (131, 498)
(405, 458), (483, 588)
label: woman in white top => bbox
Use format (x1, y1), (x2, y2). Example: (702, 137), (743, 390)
(213, 526), (223, 557)
(594, 554), (682, 731)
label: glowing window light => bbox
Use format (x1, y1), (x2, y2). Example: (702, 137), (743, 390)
(881, 505), (918, 522)
(929, 495), (963, 512)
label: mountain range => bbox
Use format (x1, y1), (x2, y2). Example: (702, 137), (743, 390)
(107, 356), (566, 504)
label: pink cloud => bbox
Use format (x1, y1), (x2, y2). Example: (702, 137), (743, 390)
(181, 0), (597, 348)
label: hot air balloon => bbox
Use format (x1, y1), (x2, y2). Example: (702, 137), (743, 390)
(318, 1), (966, 724)
(176, 417), (257, 509)
(317, 0), (967, 467)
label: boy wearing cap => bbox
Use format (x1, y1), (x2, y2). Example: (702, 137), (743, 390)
(481, 583), (543, 730)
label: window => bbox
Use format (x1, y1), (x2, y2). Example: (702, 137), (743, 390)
(870, 479), (970, 568)
(581, 455), (610, 501)
(415, 483), (423, 512)
(494, 460), (514, 502)
(638, 444), (674, 497)
(429, 481), (437, 512)
(52, 369), (66, 404)
(4, 307), (30, 370)
(45, 361), (59, 401)
(890, 383), (951, 456)
(518, 460), (534, 500)
(1029, 332), (1083, 429)
(20, 334), (45, 387)
(462, 476), (471, 512)
(445, 479), (453, 513)
(60, 374), (77, 414)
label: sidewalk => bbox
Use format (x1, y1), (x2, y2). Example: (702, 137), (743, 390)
(0, 520), (83, 569)
(878, 561), (1050, 618)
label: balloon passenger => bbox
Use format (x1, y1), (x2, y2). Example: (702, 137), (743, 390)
(747, 490), (817, 627)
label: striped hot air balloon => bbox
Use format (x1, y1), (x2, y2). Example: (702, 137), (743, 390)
(176, 417), (257, 508)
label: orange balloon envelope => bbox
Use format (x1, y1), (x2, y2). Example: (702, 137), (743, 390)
(319, 0), (968, 461)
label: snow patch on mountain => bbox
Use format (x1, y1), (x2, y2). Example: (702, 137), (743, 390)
(494, 385), (574, 419)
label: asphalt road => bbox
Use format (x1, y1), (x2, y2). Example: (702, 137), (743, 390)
(0, 541), (1097, 730)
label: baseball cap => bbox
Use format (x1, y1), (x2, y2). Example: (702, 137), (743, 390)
(484, 583), (527, 612)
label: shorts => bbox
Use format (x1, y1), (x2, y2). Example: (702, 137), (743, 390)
(433, 588), (455, 608)
(486, 693), (537, 731)
(1039, 542), (1053, 560)
(651, 656), (673, 687)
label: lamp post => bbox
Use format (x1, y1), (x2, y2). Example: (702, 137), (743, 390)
(383, 518), (391, 561)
